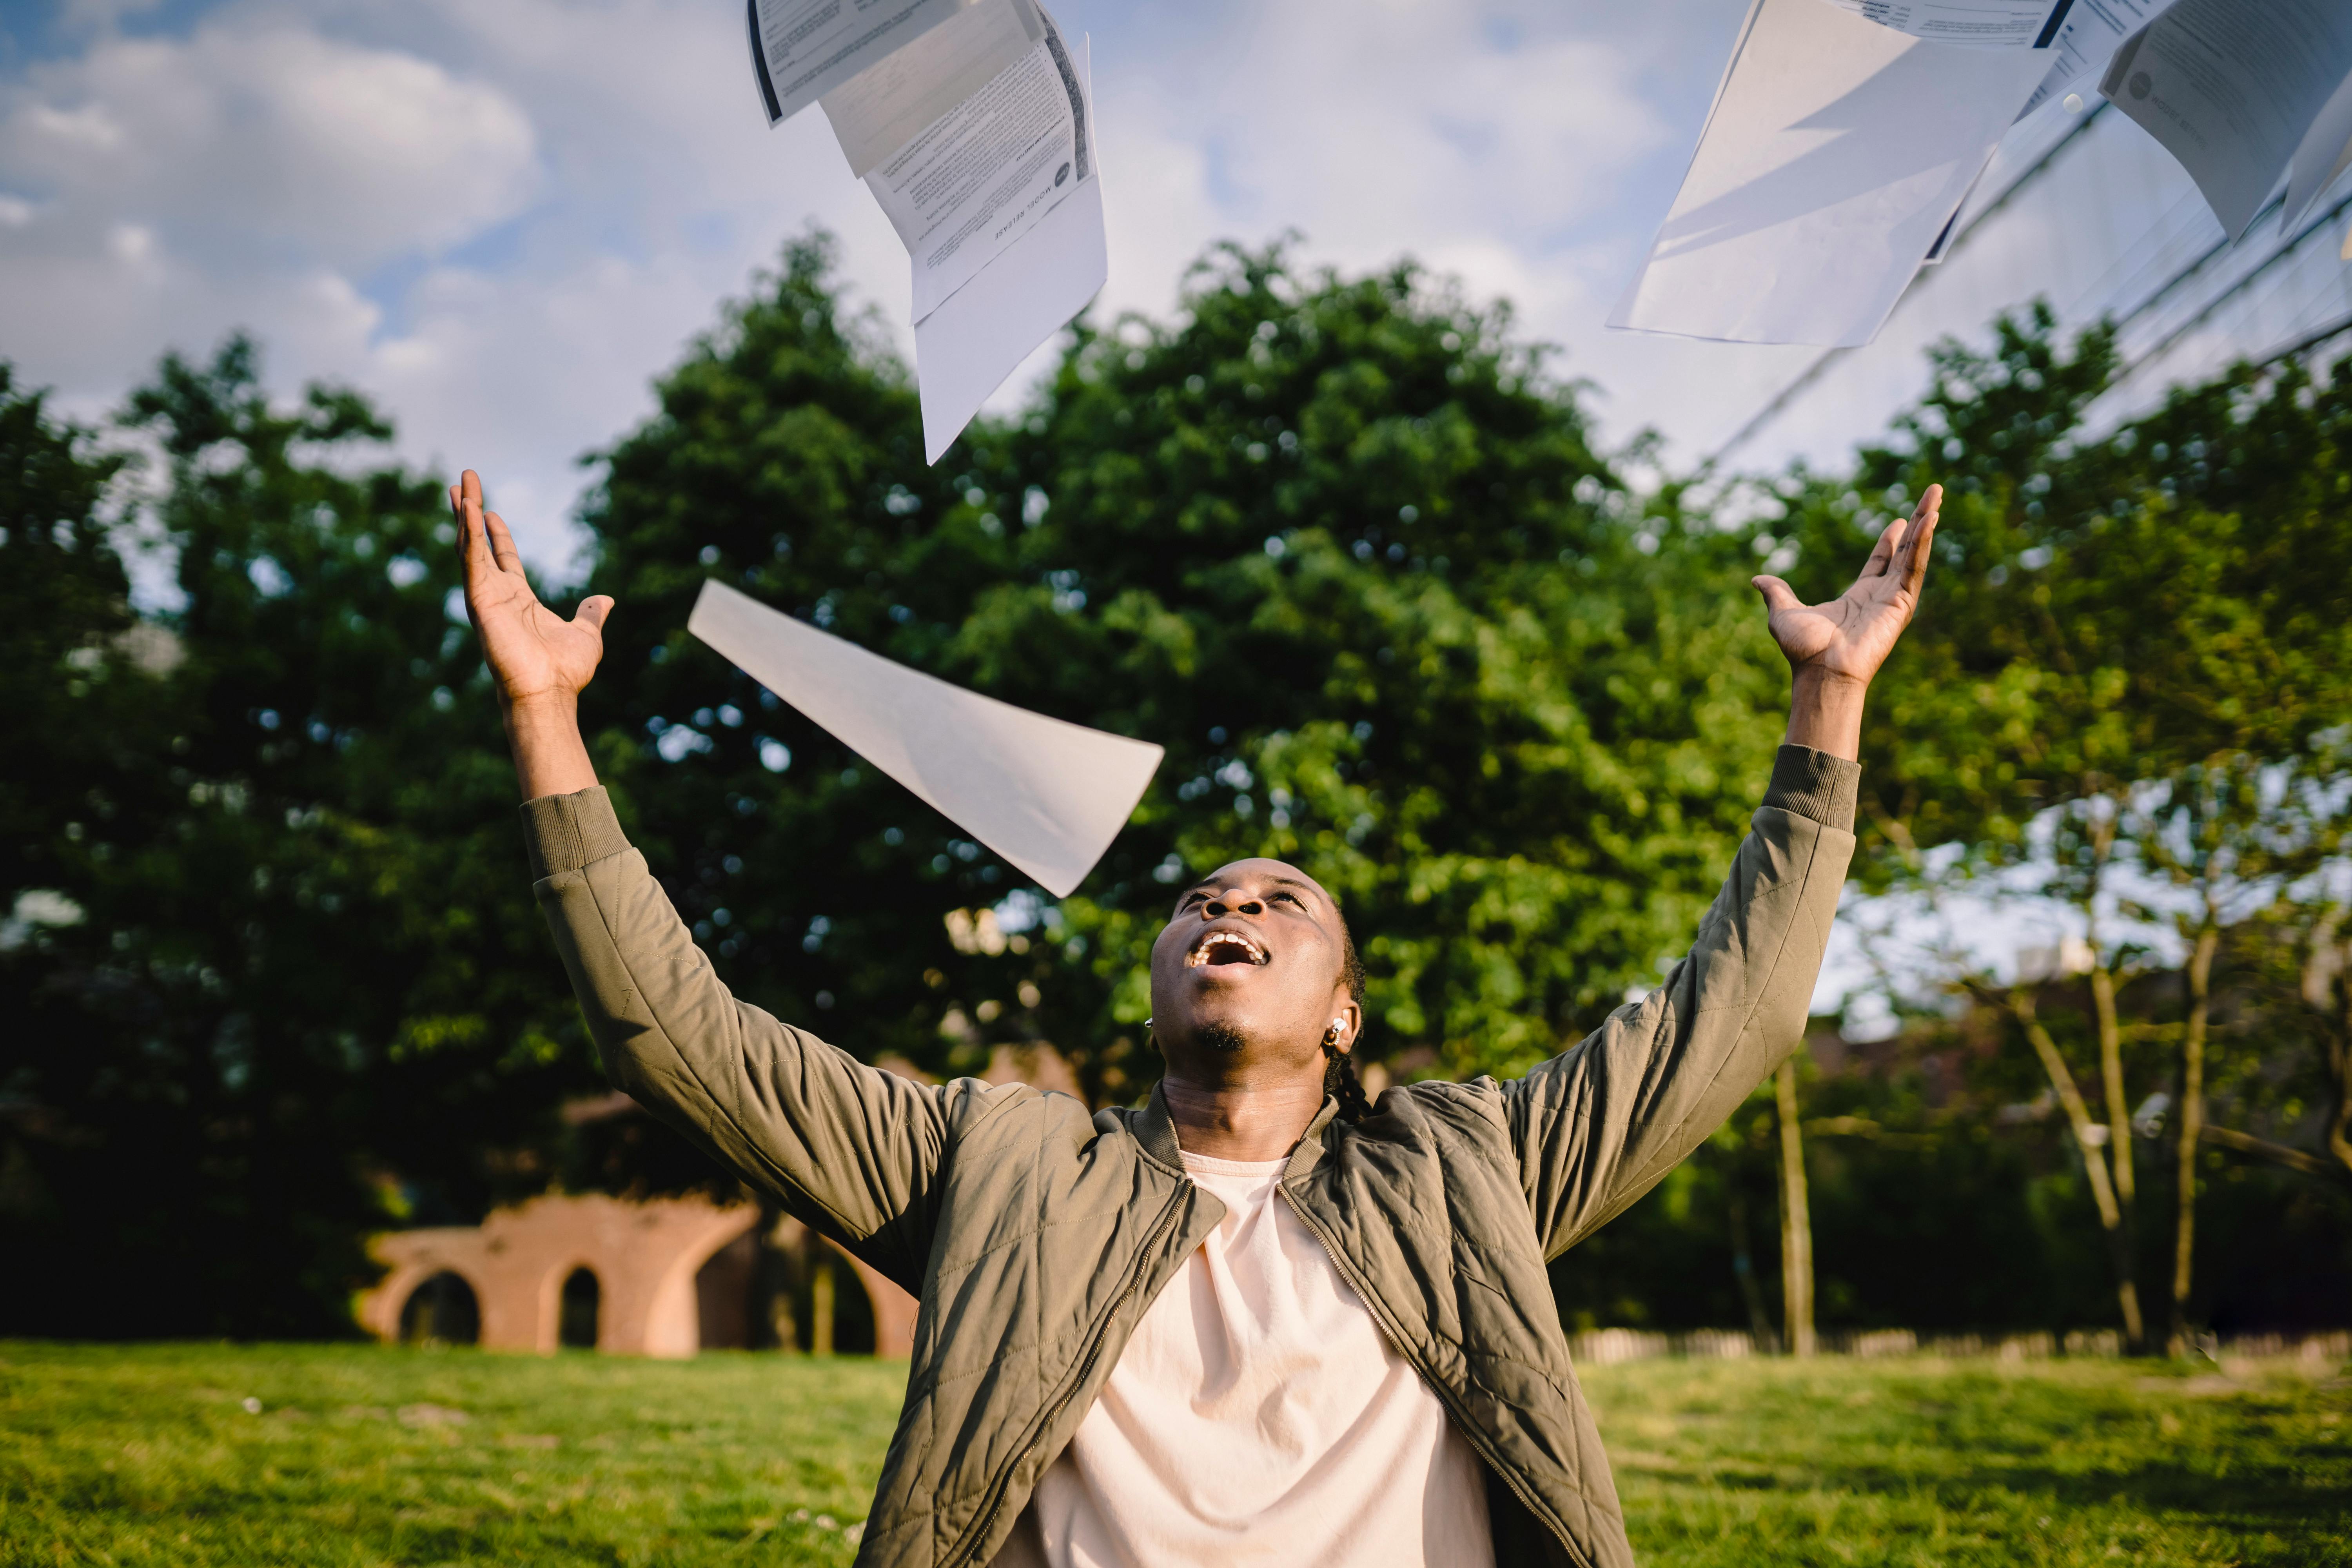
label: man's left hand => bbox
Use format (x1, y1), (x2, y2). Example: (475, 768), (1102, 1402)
(1753, 483), (1940, 690)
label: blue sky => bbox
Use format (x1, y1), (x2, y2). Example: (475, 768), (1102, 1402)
(0, 0), (1843, 572)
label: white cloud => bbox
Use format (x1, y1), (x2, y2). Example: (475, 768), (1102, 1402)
(1075, 0), (1811, 457)
(105, 220), (154, 264)
(56, 0), (169, 31)
(0, 0), (901, 569)
(0, 22), (539, 268)
(0, 0), (1808, 573)
(1092, 1), (1674, 316)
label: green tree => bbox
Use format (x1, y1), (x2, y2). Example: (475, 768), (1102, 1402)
(0, 342), (595, 1336)
(0, 367), (134, 924)
(574, 237), (1792, 1113)
(2274, 899), (2352, 1183)
(998, 245), (1793, 1088)
(15, 244), (2346, 1347)
(571, 236), (992, 1088)
(1770, 309), (2352, 1349)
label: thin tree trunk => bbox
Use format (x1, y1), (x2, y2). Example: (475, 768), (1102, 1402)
(2169, 925), (2220, 1356)
(759, 1210), (800, 1352)
(2007, 988), (2147, 1350)
(809, 1236), (837, 1357)
(1775, 1056), (1815, 1358)
(2086, 811), (2138, 1223)
(2091, 964), (2136, 1216)
(2088, 960), (2142, 1349)
(1725, 1175), (1778, 1352)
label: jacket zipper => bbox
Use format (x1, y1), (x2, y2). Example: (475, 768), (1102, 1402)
(1278, 1186), (1594, 1568)
(936, 1185), (1189, 1568)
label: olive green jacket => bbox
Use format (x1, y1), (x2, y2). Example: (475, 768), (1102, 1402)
(520, 745), (1858, 1568)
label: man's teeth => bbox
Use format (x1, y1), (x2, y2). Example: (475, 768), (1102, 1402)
(1189, 933), (1267, 967)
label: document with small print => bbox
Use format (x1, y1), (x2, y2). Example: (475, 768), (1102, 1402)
(759, 0), (1106, 462)
(820, 0), (1044, 177)
(2016, 0), (2176, 118)
(860, 4), (1092, 324)
(745, 0), (981, 127)
(1821, 0), (2076, 48)
(2101, 0), (2352, 236)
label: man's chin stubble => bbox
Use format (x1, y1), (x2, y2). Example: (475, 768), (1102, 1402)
(1196, 1022), (1250, 1055)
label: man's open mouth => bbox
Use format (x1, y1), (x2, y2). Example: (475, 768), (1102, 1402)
(1188, 931), (1269, 968)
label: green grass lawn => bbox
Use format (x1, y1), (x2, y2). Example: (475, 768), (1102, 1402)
(1, 1341), (2345, 1566)
(1591, 1355), (2351, 1566)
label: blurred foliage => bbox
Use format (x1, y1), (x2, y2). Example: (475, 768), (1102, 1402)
(1764, 303), (2352, 869)
(2, 249), (2346, 1341)
(580, 236), (1785, 1102)
(0, 341), (605, 1336)
(0, 365), (134, 901)
(1754, 305), (2352, 1336)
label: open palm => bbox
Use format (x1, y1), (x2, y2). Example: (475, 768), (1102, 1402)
(450, 470), (612, 708)
(1752, 484), (1940, 686)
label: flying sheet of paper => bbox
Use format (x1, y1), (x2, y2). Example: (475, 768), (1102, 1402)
(820, 0), (1044, 179)
(908, 33), (1102, 463)
(913, 174), (1104, 461)
(864, 15), (1091, 324)
(1920, 149), (1994, 261)
(1822, 0), (2076, 48)
(746, 0), (985, 126)
(2281, 67), (2352, 231)
(743, 0), (1108, 464)
(1610, 0), (2052, 347)
(2101, 0), (2352, 238)
(688, 580), (1160, 898)
(2017, 0), (2176, 118)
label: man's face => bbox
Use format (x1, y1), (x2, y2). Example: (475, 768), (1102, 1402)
(1147, 858), (1357, 1080)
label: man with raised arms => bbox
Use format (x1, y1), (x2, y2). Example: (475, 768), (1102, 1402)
(452, 468), (1940, 1568)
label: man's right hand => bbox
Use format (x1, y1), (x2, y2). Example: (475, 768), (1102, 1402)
(451, 469), (609, 799)
(452, 469), (612, 711)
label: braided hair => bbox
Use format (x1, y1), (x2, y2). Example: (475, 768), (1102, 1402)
(1321, 910), (1375, 1123)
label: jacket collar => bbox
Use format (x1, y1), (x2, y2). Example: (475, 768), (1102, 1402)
(1131, 1083), (1188, 1174)
(1132, 1084), (1342, 1181)
(1285, 1097), (1340, 1181)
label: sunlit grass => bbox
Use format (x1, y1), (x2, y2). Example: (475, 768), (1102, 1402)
(1590, 1354), (2352, 1566)
(2, 1341), (2345, 1565)
(0, 1341), (900, 1566)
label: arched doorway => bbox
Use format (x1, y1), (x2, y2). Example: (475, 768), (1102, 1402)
(804, 1247), (877, 1355)
(398, 1271), (480, 1347)
(694, 1221), (878, 1354)
(559, 1267), (600, 1349)
(695, 1230), (760, 1350)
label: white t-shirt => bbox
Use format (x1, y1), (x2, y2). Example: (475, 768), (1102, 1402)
(993, 1150), (1496, 1568)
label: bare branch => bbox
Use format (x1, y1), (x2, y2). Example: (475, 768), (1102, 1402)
(2200, 1124), (2348, 1183)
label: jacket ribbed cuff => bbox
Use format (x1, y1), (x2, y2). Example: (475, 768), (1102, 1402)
(1763, 745), (1860, 831)
(519, 786), (632, 881)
